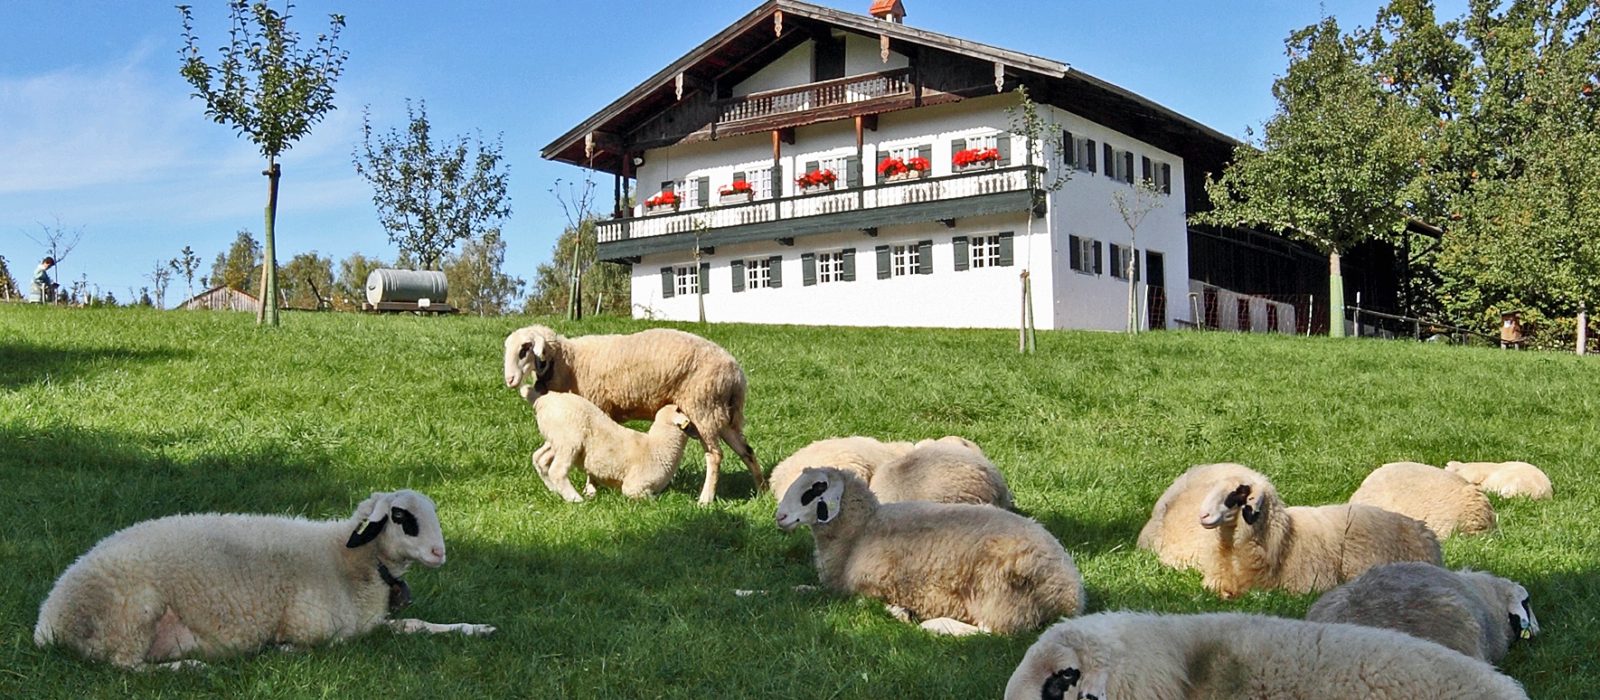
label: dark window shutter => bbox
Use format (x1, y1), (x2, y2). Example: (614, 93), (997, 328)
(1142, 156), (1152, 183)
(995, 135), (1011, 166)
(953, 236), (970, 271)
(699, 261), (710, 294)
(1161, 163), (1172, 194)
(1134, 248), (1141, 281)
(1086, 139), (1097, 173)
(772, 163), (783, 196)
(876, 245), (891, 279)
(661, 180), (675, 193)
(731, 259), (745, 293)
(1062, 131), (1074, 166)
(768, 255), (783, 288)
(804, 160), (818, 177)
(842, 248), (856, 281)
(1124, 152), (1135, 184)
(845, 155), (861, 188)
(660, 267), (675, 298)
(732, 171), (745, 184)
(697, 177), (710, 204)
(1103, 144), (1114, 177)
(1093, 240), (1104, 275)
(802, 253), (817, 286)
(998, 231), (1014, 267)
(917, 239), (933, 275)
(951, 137), (967, 157)
(1110, 243), (1122, 278)
(1068, 235), (1082, 271)
(917, 144), (932, 166)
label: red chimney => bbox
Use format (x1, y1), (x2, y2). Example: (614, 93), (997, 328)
(870, 0), (906, 23)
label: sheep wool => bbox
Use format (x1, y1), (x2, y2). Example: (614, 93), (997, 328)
(1006, 611), (1528, 700)
(768, 436), (914, 502)
(527, 389), (696, 501)
(1137, 462), (1265, 569)
(1349, 461), (1497, 537)
(1445, 460), (1554, 500)
(1306, 562), (1538, 664)
(869, 437), (1013, 509)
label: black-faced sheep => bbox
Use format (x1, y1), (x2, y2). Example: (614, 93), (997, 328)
(523, 387), (697, 501)
(1349, 461), (1496, 537)
(1445, 460), (1554, 500)
(503, 325), (764, 504)
(1137, 462), (1261, 569)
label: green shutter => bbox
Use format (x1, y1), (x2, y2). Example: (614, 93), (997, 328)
(731, 259), (745, 293)
(1093, 240), (1104, 275)
(660, 267), (675, 298)
(697, 177), (710, 205)
(1062, 131), (1074, 166)
(845, 155), (861, 188)
(804, 160), (818, 176)
(951, 138), (967, 156)
(732, 171), (745, 184)
(1068, 235), (1082, 271)
(1124, 152), (1135, 184)
(876, 245), (891, 279)
(953, 236), (970, 271)
(998, 231), (1014, 267)
(917, 144), (932, 168)
(1086, 139), (1097, 173)
(996, 135), (1011, 166)
(917, 240), (933, 275)
(1161, 163), (1172, 194)
(1142, 156), (1152, 183)
(842, 248), (856, 281)
(768, 255), (783, 288)
(699, 261), (710, 294)
(802, 253), (817, 286)
(773, 163), (783, 197)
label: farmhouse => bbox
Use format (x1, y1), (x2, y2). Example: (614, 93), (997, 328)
(544, 0), (1398, 331)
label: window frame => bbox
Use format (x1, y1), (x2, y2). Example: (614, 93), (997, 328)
(674, 264), (700, 296)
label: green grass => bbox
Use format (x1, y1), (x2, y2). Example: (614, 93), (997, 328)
(1, 305), (1595, 697)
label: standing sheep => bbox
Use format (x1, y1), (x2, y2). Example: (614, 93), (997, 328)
(1186, 465), (1441, 598)
(504, 325), (764, 505)
(1446, 460), (1554, 500)
(775, 467), (1083, 636)
(768, 436), (914, 502)
(1005, 611), (1528, 700)
(1349, 461), (1496, 537)
(869, 437), (1013, 509)
(34, 490), (494, 669)
(524, 387), (697, 501)
(1137, 462), (1263, 569)
(1306, 562), (1539, 665)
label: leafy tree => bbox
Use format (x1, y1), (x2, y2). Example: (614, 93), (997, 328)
(146, 260), (174, 309)
(353, 99), (511, 270)
(1005, 85), (1071, 351)
(444, 231), (524, 316)
(526, 221), (631, 317)
(171, 245), (203, 303)
(0, 255), (16, 299)
(280, 251), (334, 309)
(210, 229), (262, 293)
(334, 251), (386, 309)
(179, 1), (348, 326)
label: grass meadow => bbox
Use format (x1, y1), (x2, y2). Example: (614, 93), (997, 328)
(1, 305), (1596, 697)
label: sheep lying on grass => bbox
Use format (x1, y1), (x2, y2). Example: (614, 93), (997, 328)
(523, 386), (697, 501)
(504, 325), (764, 504)
(1155, 464), (1441, 598)
(775, 467), (1082, 636)
(1446, 460), (1554, 500)
(1349, 461), (1497, 537)
(34, 490), (493, 669)
(1137, 462), (1261, 569)
(1005, 611), (1528, 699)
(1306, 562), (1538, 664)
(869, 437), (1013, 509)
(768, 436), (913, 502)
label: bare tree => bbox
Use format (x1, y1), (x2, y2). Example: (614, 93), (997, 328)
(146, 260), (174, 309)
(26, 216), (84, 285)
(1006, 86), (1072, 352)
(550, 177), (599, 320)
(171, 245), (202, 303)
(1111, 180), (1167, 333)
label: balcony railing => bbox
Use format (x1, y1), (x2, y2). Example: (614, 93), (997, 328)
(715, 69), (913, 127)
(599, 165), (1041, 244)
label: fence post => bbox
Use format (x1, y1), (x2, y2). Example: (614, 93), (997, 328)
(1352, 292), (1362, 337)
(1579, 302), (1589, 356)
(1189, 292), (1202, 329)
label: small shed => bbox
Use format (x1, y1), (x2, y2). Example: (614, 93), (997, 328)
(180, 286), (261, 312)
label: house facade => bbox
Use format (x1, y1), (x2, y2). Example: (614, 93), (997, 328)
(544, 0), (1242, 331)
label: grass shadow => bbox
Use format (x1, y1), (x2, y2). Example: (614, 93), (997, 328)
(0, 342), (192, 390)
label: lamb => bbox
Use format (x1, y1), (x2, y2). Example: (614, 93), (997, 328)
(1306, 562), (1538, 665)
(869, 436), (1013, 509)
(34, 490), (494, 669)
(1005, 611), (1528, 700)
(1446, 460), (1554, 499)
(523, 386), (697, 501)
(1348, 461), (1497, 537)
(1136, 462), (1263, 569)
(767, 436), (914, 502)
(504, 325), (763, 505)
(774, 467), (1083, 636)
(1175, 464), (1441, 598)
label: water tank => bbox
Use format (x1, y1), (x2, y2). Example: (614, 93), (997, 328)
(366, 269), (449, 305)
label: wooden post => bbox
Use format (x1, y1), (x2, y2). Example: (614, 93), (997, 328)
(1578, 302), (1588, 356)
(1328, 251), (1345, 338)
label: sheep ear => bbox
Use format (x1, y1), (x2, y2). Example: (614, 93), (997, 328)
(531, 334), (547, 360)
(345, 515), (389, 548)
(1242, 494), (1264, 525)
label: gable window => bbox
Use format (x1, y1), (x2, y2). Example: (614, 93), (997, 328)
(1068, 235), (1103, 275)
(892, 244), (920, 277)
(675, 264), (701, 296)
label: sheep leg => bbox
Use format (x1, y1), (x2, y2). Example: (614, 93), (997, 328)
(696, 435), (723, 505)
(885, 604), (915, 623)
(919, 618), (988, 636)
(719, 424), (766, 492)
(529, 447), (568, 498)
(583, 476), (597, 498)
(543, 446), (587, 503)
(387, 619), (497, 636)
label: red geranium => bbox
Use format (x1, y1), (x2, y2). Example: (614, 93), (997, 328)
(877, 156), (909, 178)
(719, 180), (753, 196)
(645, 191), (678, 207)
(795, 169), (838, 188)
(906, 156), (930, 172)
(952, 147), (1000, 167)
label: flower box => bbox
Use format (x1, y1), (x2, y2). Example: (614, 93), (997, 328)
(795, 168), (838, 192)
(719, 191), (753, 204)
(645, 191), (679, 214)
(952, 147), (1000, 171)
(877, 156), (931, 181)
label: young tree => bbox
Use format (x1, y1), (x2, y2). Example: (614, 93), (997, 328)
(353, 100), (511, 270)
(280, 251), (334, 309)
(0, 255), (16, 300)
(334, 251), (386, 309)
(527, 219), (631, 317)
(210, 229), (262, 293)
(146, 260), (174, 309)
(444, 230), (524, 316)
(179, 1), (348, 326)
(1111, 181), (1167, 333)
(1005, 86), (1071, 352)
(171, 245), (203, 303)
(26, 216), (84, 285)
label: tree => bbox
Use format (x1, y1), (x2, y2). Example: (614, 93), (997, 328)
(444, 231), (524, 316)
(179, 1), (348, 326)
(527, 219), (632, 317)
(210, 229), (262, 293)
(334, 252), (386, 309)
(0, 255), (16, 300)
(1111, 181), (1167, 333)
(146, 260), (174, 309)
(353, 100), (511, 270)
(26, 216), (84, 286)
(171, 245), (203, 303)
(1005, 86), (1071, 352)
(280, 251), (334, 309)
(1195, 18), (1425, 337)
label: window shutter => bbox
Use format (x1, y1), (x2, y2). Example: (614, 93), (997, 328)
(699, 262), (710, 294)
(916, 144), (932, 167)
(1161, 163), (1172, 194)
(845, 155), (862, 189)
(768, 255), (783, 288)
(1142, 156), (1152, 184)
(1062, 131), (1075, 166)
(951, 137), (967, 157)
(998, 231), (1014, 267)
(661, 181), (675, 193)
(842, 248), (856, 281)
(660, 267), (675, 298)
(773, 163), (783, 196)
(917, 239), (933, 275)
(1068, 235), (1082, 271)
(1103, 144), (1114, 177)
(802, 253), (817, 286)
(953, 236), (970, 271)
(1086, 139), (1097, 173)
(696, 177), (711, 205)
(732, 170), (745, 184)
(995, 135), (1011, 166)
(731, 259), (745, 293)
(1134, 249), (1141, 281)
(1124, 152), (1135, 184)
(876, 245), (891, 279)
(1109, 243), (1121, 278)
(804, 160), (818, 177)
(1093, 240), (1104, 275)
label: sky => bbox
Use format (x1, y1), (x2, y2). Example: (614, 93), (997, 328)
(0, 0), (1467, 306)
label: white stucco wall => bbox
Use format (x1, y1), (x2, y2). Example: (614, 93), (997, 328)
(732, 33), (909, 98)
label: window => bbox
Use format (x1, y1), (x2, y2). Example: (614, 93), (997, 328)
(676, 178), (706, 208)
(970, 235), (1001, 268)
(1110, 244), (1140, 281)
(892, 244), (920, 277)
(745, 167), (774, 199)
(967, 133), (999, 151)
(1068, 235), (1101, 275)
(1142, 156), (1173, 194)
(1068, 136), (1098, 173)
(675, 264), (700, 296)
(745, 258), (771, 290)
(818, 251), (844, 283)
(1104, 147), (1134, 184)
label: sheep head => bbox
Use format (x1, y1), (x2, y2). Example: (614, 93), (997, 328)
(344, 489), (447, 572)
(1507, 582), (1540, 641)
(503, 325), (560, 389)
(1005, 623), (1112, 700)
(775, 467), (846, 532)
(1199, 481), (1268, 529)
(656, 404), (701, 441)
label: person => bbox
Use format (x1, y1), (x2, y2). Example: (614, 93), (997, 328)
(32, 256), (58, 303)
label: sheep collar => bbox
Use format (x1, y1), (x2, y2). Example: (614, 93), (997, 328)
(378, 561), (412, 613)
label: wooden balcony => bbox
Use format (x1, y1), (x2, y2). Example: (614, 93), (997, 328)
(597, 165), (1043, 261)
(715, 69), (913, 129)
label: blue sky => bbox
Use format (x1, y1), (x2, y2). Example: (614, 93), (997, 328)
(0, 1), (1463, 305)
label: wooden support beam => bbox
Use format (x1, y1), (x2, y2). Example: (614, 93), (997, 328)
(777, 237), (795, 246)
(584, 130), (624, 160)
(699, 246), (716, 256)
(861, 227), (879, 237)
(675, 71), (713, 101)
(940, 218), (957, 228)
(777, 127), (796, 145)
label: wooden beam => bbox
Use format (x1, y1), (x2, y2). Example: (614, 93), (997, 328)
(861, 114), (878, 132)
(940, 218), (957, 228)
(861, 227), (878, 237)
(777, 237), (795, 246)
(584, 130), (624, 159)
(773, 9), (783, 37)
(777, 127), (796, 145)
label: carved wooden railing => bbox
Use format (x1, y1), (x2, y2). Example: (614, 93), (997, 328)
(714, 69), (913, 126)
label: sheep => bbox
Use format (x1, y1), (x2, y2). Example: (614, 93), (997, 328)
(774, 466), (1083, 636)
(1446, 460), (1554, 500)
(869, 437), (1013, 509)
(1136, 462), (1264, 569)
(1004, 611), (1529, 700)
(34, 490), (494, 669)
(522, 386), (697, 501)
(504, 325), (763, 505)
(1171, 464), (1441, 598)
(1348, 461), (1497, 537)
(1306, 562), (1539, 665)
(767, 436), (914, 502)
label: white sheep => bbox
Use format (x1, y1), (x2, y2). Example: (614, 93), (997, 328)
(34, 490), (494, 669)
(1005, 611), (1528, 700)
(1136, 462), (1263, 569)
(1306, 562), (1539, 665)
(1348, 461), (1497, 537)
(774, 467), (1083, 636)
(523, 386), (696, 501)
(767, 436), (914, 502)
(869, 437), (1013, 509)
(1169, 464), (1441, 598)
(1446, 460), (1554, 499)
(504, 325), (763, 505)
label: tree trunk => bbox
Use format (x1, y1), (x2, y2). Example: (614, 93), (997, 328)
(259, 160), (282, 326)
(1328, 250), (1345, 338)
